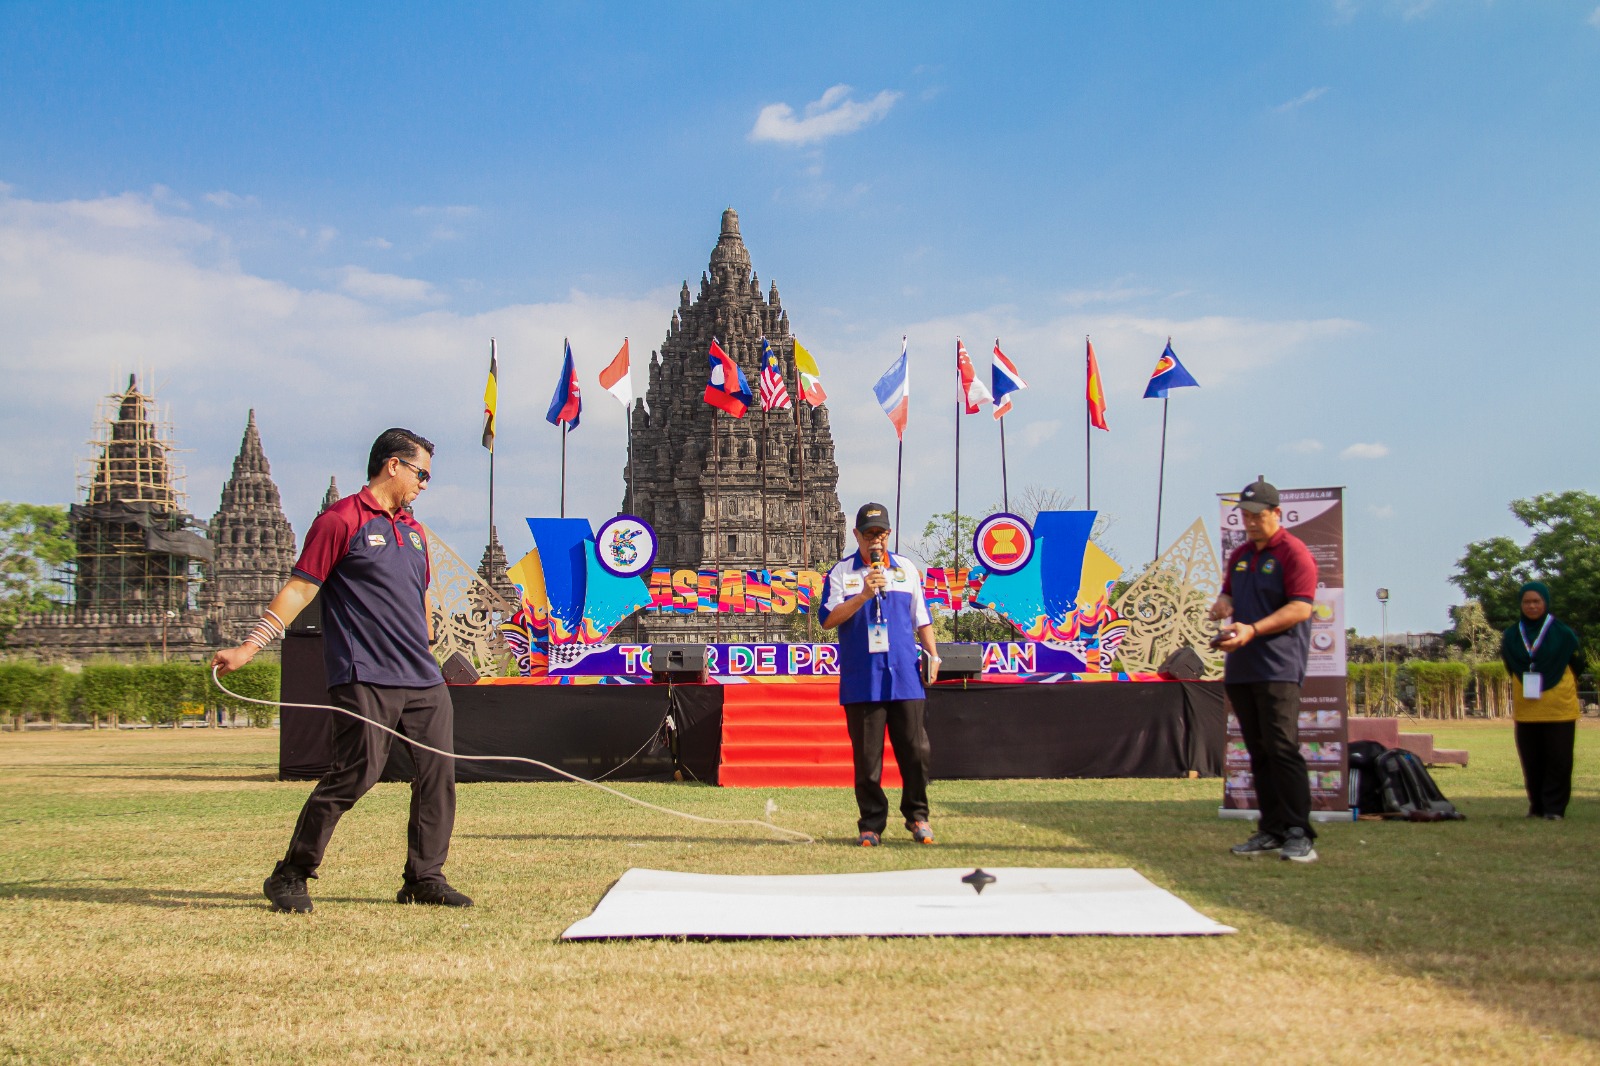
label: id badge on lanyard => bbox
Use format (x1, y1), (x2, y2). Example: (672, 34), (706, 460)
(1520, 615), (1552, 701)
(867, 584), (890, 654)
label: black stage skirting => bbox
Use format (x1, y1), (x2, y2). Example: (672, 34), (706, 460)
(279, 636), (1225, 784)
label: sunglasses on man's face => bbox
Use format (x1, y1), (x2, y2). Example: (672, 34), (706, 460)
(395, 457), (431, 484)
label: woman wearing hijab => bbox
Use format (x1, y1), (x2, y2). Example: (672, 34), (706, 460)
(1500, 580), (1586, 820)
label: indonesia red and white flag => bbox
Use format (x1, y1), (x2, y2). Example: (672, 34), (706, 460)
(598, 338), (632, 409)
(957, 339), (992, 414)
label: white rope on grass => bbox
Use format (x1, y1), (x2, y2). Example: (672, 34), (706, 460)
(213, 667), (814, 844)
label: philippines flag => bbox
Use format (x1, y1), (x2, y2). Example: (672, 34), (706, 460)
(703, 337), (752, 418)
(545, 338), (582, 428)
(957, 339), (992, 414)
(873, 338), (910, 440)
(990, 339), (1027, 420)
(1143, 339), (1200, 399)
(759, 338), (792, 412)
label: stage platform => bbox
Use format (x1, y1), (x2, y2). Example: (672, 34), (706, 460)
(280, 636), (1226, 785)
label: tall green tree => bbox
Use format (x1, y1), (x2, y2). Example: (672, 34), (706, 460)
(1452, 491), (1600, 658)
(0, 503), (74, 643)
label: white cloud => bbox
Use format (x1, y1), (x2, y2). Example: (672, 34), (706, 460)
(203, 190), (259, 210)
(1370, 504), (1395, 519)
(1022, 420), (1061, 449)
(1341, 442), (1390, 460)
(338, 266), (440, 303)
(1275, 87), (1330, 113)
(1590, 5), (1600, 29)
(749, 85), (901, 146)
(1059, 284), (1154, 308)
(1284, 438), (1325, 454)
(364, 236), (394, 250)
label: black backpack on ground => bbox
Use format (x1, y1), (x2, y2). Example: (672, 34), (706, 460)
(1346, 740), (1388, 816)
(1372, 747), (1465, 821)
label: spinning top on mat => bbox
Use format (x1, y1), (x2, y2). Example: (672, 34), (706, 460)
(961, 869), (997, 895)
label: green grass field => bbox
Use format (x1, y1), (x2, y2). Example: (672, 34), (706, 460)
(2, 720), (1597, 1064)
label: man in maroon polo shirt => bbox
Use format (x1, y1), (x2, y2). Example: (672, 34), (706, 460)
(213, 428), (471, 912)
(1208, 477), (1320, 864)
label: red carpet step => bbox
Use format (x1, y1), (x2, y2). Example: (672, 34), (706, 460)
(718, 682), (901, 788)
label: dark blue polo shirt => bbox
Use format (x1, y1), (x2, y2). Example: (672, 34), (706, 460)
(1221, 527), (1318, 685)
(823, 551), (932, 705)
(291, 487), (443, 688)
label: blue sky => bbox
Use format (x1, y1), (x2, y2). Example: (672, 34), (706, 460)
(1, 1), (1597, 636)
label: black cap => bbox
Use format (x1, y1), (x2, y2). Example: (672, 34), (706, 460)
(1238, 477), (1280, 513)
(855, 503), (892, 532)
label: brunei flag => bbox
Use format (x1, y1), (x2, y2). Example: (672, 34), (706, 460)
(1143, 339), (1200, 399)
(482, 339), (499, 450)
(792, 339), (828, 406)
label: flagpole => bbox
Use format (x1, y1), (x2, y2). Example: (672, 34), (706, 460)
(1154, 395), (1168, 561)
(999, 417), (1009, 514)
(488, 338), (497, 557)
(713, 409), (722, 643)
(953, 339), (962, 642)
(1085, 336), (1092, 510)
(894, 441), (903, 554)
(559, 423), (567, 519)
(793, 354), (812, 642)
(761, 401), (769, 643)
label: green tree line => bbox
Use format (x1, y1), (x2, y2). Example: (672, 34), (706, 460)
(0, 660), (279, 728)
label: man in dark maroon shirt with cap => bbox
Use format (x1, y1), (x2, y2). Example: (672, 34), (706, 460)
(1208, 477), (1320, 863)
(213, 428), (471, 912)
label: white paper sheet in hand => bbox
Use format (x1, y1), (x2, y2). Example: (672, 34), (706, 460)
(561, 867), (1235, 939)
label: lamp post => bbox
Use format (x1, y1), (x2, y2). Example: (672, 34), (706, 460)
(162, 610), (176, 663)
(1376, 588), (1390, 714)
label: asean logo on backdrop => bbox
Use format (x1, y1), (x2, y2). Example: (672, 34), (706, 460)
(972, 512), (1034, 575)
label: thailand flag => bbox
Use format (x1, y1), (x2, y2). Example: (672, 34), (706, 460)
(703, 337), (752, 418)
(1143, 339), (1200, 399)
(990, 340), (1027, 420)
(758, 338), (792, 412)
(956, 339), (992, 414)
(545, 338), (582, 428)
(873, 338), (910, 440)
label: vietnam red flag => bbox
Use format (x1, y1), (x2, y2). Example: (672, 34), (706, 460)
(1086, 337), (1108, 431)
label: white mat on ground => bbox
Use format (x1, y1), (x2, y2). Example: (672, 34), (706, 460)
(561, 867), (1235, 939)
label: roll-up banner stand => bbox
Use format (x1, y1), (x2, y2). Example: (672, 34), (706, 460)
(1217, 487), (1351, 822)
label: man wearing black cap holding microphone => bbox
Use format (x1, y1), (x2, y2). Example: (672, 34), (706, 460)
(821, 503), (940, 846)
(1209, 477), (1320, 863)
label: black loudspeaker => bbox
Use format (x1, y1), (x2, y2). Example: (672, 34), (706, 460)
(287, 592), (322, 635)
(935, 642), (985, 681)
(1157, 645), (1206, 681)
(441, 651), (481, 686)
(650, 644), (708, 684)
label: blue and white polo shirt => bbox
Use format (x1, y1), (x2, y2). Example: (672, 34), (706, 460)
(822, 550), (932, 705)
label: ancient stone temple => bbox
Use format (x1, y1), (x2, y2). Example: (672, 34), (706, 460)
(12, 376), (215, 661)
(199, 411), (297, 645)
(627, 209), (845, 643)
(476, 526), (518, 606)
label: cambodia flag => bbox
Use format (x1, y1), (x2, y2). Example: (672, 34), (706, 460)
(703, 337), (752, 418)
(873, 338), (910, 440)
(957, 339), (992, 414)
(545, 339), (582, 428)
(1143, 339), (1200, 399)
(990, 340), (1027, 420)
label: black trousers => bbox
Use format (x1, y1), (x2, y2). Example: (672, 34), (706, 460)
(283, 682), (456, 884)
(843, 700), (931, 834)
(1226, 681), (1314, 841)
(1514, 719), (1576, 818)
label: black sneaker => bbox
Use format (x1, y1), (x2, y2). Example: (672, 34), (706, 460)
(1230, 831), (1282, 858)
(263, 861), (313, 913)
(1280, 827), (1318, 863)
(396, 880), (474, 907)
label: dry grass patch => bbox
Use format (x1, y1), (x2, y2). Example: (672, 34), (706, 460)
(1, 720), (1596, 1064)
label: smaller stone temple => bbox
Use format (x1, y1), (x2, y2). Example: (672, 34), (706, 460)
(198, 411), (297, 645)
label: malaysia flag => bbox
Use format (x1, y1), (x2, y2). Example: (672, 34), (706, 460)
(873, 338), (910, 440)
(990, 340), (1027, 420)
(957, 339), (992, 414)
(703, 337), (753, 418)
(545, 338), (582, 429)
(758, 338), (792, 412)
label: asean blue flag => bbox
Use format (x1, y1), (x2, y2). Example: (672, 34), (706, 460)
(1142, 340), (1200, 399)
(546, 339), (582, 428)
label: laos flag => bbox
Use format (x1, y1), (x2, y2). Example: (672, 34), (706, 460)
(873, 338), (910, 440)
(545, 338), (582, 428)
(1142, 340), (1200, 399)
(703, 337), (752, 418)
